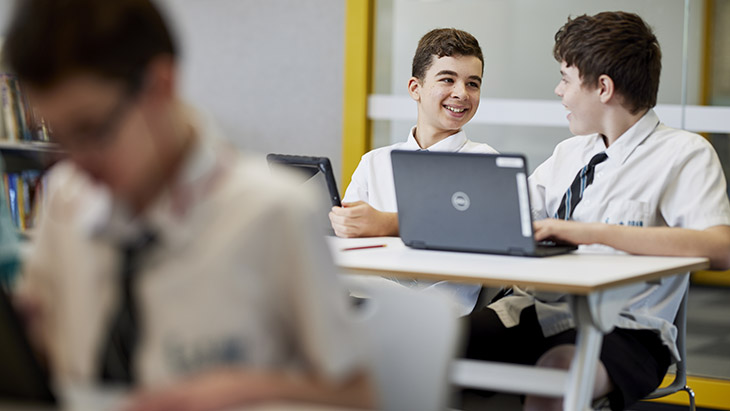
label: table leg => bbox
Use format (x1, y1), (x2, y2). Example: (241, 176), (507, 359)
(563, 295), (604, 411)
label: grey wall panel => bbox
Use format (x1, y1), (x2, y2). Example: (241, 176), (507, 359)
(160, 0), (345, 175)
(0, 0), (346, 176)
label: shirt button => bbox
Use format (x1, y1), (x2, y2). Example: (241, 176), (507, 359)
(597, 172), (603, 178)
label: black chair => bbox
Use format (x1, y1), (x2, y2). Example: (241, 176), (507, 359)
(643, 286), (695, 411)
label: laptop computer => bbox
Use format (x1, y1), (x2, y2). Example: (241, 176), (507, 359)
(0, 286), (57, 406)
(267, 154), (341, 235)
(391, 150), (576, 257)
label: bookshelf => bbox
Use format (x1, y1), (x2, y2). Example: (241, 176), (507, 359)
(0, 70), (59, 233)
(0, 141), (61, 173)
(0, 144), (55, 232)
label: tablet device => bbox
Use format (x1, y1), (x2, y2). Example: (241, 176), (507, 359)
(266, 154), (342, 207)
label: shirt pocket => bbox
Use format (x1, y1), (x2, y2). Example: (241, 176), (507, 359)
(603, 200), (650, 227)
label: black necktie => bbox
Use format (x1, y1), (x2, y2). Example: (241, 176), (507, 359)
(97, 231), (156, 385)
(555, 152), (608, 220)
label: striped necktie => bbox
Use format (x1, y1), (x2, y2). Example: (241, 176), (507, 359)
(555, 152), (608, 220)
(97, 230), (156, 385)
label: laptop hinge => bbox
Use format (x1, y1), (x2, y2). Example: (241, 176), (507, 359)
(411, 241), (427, 249)
(508, 247), (527, 256)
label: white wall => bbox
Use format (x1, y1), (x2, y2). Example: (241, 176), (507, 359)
(158, 0), (345, 174)
(0, 1), (11, 72)
(1, 0), (346, 176)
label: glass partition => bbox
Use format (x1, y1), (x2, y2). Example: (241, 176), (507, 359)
(371, 0), (723, 172)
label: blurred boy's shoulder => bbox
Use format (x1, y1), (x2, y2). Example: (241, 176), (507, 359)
(40, 161), (107, 222)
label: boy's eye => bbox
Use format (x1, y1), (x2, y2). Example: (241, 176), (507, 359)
(468, 82), (481, 89)
(440, 78), (454, 83)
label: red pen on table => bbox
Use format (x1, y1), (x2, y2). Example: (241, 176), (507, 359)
(341, 244), (388, 252)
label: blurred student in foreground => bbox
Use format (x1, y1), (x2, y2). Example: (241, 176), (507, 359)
(3, 0), (372, 409)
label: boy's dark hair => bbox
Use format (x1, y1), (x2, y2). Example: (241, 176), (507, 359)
(2, 0), (177, 92)
(412, 28), (483, 80)
(553, 11), (661, 114)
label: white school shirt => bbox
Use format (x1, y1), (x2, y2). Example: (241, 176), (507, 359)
(19, 110), (362, 386)
(489, 109), (730, 361)
(344, 126), (498, 211)
(344, 127), (498, 315)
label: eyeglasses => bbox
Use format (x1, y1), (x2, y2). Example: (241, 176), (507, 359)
(51, 86), (140, 153)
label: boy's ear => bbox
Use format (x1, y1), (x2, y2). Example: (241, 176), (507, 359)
(407, 77), (422, 102)
(141, 55), (177, 103)
(597, 74), (615, 104)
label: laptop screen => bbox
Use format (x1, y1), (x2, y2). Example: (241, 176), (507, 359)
(391, 150), (538, 255)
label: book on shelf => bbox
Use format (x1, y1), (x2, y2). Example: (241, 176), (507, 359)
(0, 73), (51, 144)
(2, 170), (46, 232)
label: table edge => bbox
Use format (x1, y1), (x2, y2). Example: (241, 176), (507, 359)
(337, 259), (710, 295)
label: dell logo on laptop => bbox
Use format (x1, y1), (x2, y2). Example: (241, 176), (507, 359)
(451, 191), (470, 211)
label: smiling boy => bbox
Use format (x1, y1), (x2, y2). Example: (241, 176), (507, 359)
(466, 12), (730, 411)
(330, 28), (497, 315)
(329, 28), (497, 239)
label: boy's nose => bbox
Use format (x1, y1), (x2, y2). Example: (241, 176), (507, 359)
(452, 82), (467, 98)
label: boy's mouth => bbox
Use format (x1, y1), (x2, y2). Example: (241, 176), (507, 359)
(444, 105), (467, 114)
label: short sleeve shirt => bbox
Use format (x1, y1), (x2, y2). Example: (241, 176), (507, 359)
(489, 110), (730, 360)
(343, 126), (499, 211)
(19, 109), (362, 385)
(343, 127), (498, 315)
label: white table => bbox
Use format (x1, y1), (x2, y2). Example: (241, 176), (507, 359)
(328, 236), (709, 411)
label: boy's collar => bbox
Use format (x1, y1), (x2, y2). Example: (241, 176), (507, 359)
(405, 126), (468, 152)
(598, 109), (660, 165)
(88, 108), (232, 245)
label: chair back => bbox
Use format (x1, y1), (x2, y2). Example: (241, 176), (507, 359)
(645, 285), (689, 398)
(353, 281), (462, 411)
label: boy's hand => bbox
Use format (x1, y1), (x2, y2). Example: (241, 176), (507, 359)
(533, 219), (602, 245)
(329, 201), (398, 238)
(124, 369), (375, 411)
(123, 369), (278, 411)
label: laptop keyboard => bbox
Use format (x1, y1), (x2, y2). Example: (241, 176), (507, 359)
(537, 239), (575, 248)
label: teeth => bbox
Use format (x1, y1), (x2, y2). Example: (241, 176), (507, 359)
(445, 106), (466, 113)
